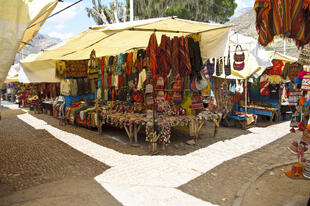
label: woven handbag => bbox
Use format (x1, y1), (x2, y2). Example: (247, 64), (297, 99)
(233, 61), (245, 71)
(216, 58), (223, 76)
(207, 58), (215, 75)
(225, 47), (232, 75)
(234, 44), (245, 62)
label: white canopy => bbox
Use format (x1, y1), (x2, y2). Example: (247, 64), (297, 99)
(216, 32), (272, 80)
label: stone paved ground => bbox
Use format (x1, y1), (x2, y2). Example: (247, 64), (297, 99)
(0, 107), (121, 206)
(31, 111), (250, 156)
(0, 104), (309, 206)
(179, 132), (310, 206)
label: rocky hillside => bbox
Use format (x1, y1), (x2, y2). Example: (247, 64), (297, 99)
(15, 33), (61, 63)
(229, 8), (300, 58)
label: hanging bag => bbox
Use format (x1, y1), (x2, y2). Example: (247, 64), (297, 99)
(216, 58), (223, 76)
(234, 44), (245, 62)
(207, 58), (215, 75)
(224, 47), (232, 75)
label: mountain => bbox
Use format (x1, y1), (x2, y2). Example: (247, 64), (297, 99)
(229, 9), (300, 58)
(15, 33), (61, 63)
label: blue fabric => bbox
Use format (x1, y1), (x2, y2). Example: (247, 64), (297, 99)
(229, 115), (247, 120)
(305, 99), (310, 108)
(239, 107), (274, 117)
(64, 94), (95, 107)
(294, 77), (302, 84)
(116, 53), (124, 75)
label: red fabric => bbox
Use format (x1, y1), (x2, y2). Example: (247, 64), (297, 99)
(108, 75), (112, 88)
(268, 60), (283, 75)
(118, 75), (123, 88)
(146, 33), (158, 77)
(260, 74), (270, 96)
(158, 35), (169, 75)
(178, 36), (191, 77)
(171, 36), (180, 75)
(101, 57), (105, 89)
(298, 70), (309, 80)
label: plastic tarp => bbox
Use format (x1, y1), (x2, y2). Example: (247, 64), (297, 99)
(21, 17), (231, 82)
(0, 0), (58, 85)
(216, 32), (273, 80)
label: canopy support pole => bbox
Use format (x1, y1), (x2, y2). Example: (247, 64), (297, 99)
(245, 79), (248, 116)
(130, 0), (133, 21)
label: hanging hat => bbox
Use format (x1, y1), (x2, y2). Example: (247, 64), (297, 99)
(298, 44), (310, 66)
(156, 76), (165, 87)
(145, 84), (153, 94)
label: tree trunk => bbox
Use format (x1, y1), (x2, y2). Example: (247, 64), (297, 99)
(114, 0), (119, 23)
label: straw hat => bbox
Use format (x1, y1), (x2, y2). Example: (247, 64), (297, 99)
(298, 44), (310, 66)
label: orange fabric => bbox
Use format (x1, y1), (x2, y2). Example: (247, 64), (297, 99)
(126, 52), (133, 75)
(306, 124), (310, 131)
(299, 96), (306, 106)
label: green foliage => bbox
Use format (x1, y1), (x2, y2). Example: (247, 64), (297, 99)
(128, 0), (237, 23)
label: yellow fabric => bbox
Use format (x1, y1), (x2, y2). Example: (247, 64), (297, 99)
(269, 75), (281, 84)
(21, 18), (231, 80)
(181, 94), (193, 115)
(0, 0), (57, 85)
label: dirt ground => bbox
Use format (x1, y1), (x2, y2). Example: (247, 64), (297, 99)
(242, 164), (310, 206)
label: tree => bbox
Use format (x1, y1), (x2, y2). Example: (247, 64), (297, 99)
(128, 0), (237, 23)
(86, 0), (126, 25)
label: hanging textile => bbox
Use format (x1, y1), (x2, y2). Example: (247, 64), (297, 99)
(146, 33), (158, 77)
(254, 0), (310, 48)
(158, 35), (170, 75)
(260, 73), (270, 95)
(171, 36), (179, 75)
(126, 52), (133, 75)
(135, 49), (147, 72)
(179, 36), (191, 77)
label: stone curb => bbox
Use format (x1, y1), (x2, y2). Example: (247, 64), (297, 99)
(232, 160), (297, 206)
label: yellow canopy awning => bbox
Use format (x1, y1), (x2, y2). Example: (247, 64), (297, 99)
(21, 17), (232, 83)
(0, 0), (58, 85)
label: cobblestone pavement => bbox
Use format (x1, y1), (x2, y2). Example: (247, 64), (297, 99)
(13, 104), (294, 206)
(0, 107), (121, 206)
(179, 131), (310, 206)
(1, 104), (309, 206)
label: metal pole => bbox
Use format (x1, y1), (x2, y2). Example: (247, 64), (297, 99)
(283, 39), (286, 55)
(130, 0), (133, 21)
(245, 79), (247, 116)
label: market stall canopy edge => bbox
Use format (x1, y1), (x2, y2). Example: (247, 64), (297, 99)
(21, 17), (232, 81)
(0, 0), (58, 85)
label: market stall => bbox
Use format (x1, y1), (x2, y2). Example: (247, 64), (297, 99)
(212, 32), (272, 128)
(24, 18), (230, 151)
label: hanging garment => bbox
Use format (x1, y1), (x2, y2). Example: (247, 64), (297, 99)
(146, 33), (158, 77)
(254, 0), (274, 46)
(60, 79), (71, 96)
(116, 53), (124, 75)
(135, 49), (147, 72)
(100, 57), (105, 89)
(179, 36), (191, 77)
(188, 36), (203, 79)
(171, 36), (179, 75)
(259, 74), (270, 96)
(70, 79), (78, 96)
(126, 52), (133, 75)
(269, 60), (284, 75)
(56, 61), (66, 79)
(158, 35), (169, 75)
(88, 50), (99, 79)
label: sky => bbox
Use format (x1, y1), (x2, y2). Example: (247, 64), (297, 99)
(41, 0), (254, 41)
